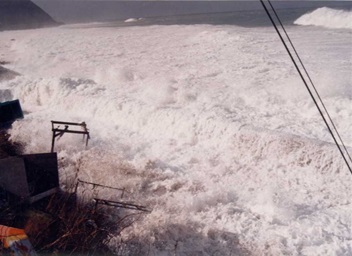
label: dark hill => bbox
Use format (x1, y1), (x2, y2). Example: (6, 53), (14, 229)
(0, 0), (59, 31)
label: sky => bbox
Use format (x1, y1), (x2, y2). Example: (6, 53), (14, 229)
(31, 1), (352, 23)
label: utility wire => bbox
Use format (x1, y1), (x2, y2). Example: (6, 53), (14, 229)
(259, 0), (352, 174)
(266, 0), (352, 166)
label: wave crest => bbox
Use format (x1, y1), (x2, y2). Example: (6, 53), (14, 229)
(294, 7), (352, 29)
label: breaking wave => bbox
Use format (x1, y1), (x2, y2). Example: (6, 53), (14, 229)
(294, 7), (352, 29)
(1, 23), (352, 255)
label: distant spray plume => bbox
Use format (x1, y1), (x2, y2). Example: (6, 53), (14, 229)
(294, 7), (352, 29)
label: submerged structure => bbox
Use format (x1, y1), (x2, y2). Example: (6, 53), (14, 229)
(0, 99), (23, 128)
(0, 153), (59, 205)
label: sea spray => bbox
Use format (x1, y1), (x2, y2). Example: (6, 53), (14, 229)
(0, 18), (351, 255)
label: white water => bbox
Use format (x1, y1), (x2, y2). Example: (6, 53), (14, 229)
(294, 7), (352, 29)
(0, 9), (351, 255)
(124, 18), (140, 23)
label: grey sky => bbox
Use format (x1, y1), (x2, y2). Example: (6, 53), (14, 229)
(32, 1), (351, 23)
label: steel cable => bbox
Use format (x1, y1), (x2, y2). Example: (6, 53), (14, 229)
(260, 0), (352, 174)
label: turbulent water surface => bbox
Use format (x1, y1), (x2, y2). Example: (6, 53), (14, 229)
(0, 6), (351, 256)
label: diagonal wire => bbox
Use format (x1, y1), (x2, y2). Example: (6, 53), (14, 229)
(259, 0), (352, 174)
(267, 0), (352, 165)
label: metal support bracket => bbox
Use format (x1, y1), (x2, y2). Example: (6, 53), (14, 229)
(51, 121), (90, 152)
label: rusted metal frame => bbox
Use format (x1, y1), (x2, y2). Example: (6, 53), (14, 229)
(94, 198), (150, 213)
(51, 121), (90, 152)
(53, 129), (89, 136)
(77, 179), (125, 198)
(51, 121), (86, 126)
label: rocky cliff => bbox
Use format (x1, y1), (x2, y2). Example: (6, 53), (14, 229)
(0, 0), (58, 30)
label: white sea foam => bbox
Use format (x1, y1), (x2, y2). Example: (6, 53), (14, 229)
(294, 7), (352, 29)
(0, 23), (351, 255)
(124, 18), (138, 23)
